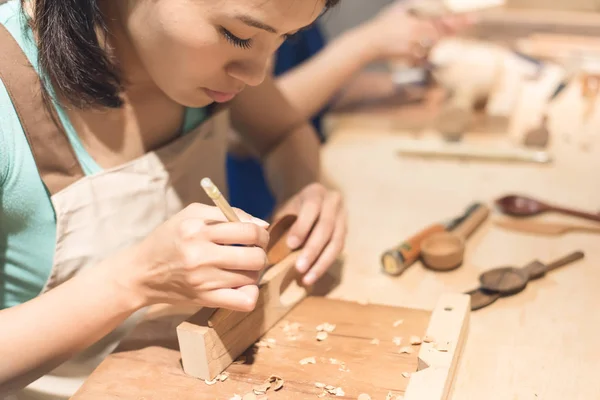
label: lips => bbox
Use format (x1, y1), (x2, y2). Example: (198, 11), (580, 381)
(203, 88), (240, 103)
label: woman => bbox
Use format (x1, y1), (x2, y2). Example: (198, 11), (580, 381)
(0, 0), (346, 398)
(226, 1), (473, 220)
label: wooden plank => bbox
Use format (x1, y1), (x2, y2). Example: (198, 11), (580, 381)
(404, 293), (470, 400)
(176, 251), (308, 382)
(73, 293), (469, 399)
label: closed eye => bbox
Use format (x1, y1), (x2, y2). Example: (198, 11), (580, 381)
(219, 27), (253, 50)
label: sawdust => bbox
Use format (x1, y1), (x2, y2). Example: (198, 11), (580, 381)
(410, 335), (422, 345)
(402, 372), (411, 378)
(300, 356), (316, 365)
(392, 337), (403, 346)
(358, 394), (372, 400)
(316, 323), (336, 333)
(242, 393), (256, 400)
(316, 331), (328, 341)
(386, 392), (404, 400)
(370, 338), (380, 345)
(399, 346), (413, 354)
(393, 319), (404, 327)
(229, 395), (242, 400)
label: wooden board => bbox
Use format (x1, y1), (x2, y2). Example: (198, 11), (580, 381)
(71, 294), (469, 400)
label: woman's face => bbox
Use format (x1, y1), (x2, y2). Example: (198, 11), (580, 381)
(114, 0), (326, 107)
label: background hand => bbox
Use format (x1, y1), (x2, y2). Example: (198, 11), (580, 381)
(274, 183), (347, 286)
(357, 0), (475, 63)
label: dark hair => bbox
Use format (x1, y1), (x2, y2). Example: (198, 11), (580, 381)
(25, 0), (341, 110)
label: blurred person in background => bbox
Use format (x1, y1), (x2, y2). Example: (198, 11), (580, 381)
(227, 0), (473, 221)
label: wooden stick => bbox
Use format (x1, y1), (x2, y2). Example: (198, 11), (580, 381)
(201, 177), (239, 222)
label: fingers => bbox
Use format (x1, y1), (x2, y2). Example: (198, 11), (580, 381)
(188, 267), (260, 291)
(181, 241), (267, 272)
(303, 210), (347, 286)
(286, 188), (324, 250)
(295, 192), (341, 273)
(196, 285), (260, 312)
(207, 222), (270, 249)
(181, 202), (269, 228)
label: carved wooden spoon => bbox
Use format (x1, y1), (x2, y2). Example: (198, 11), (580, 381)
(495, 194), (600, 223)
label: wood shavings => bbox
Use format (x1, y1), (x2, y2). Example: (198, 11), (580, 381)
(410, 335), (422, 345)
(358, 394), (372, 400)
(370, 338), (380, 345)
(252, 382), (271, 395)
(393, 319), (404, 327)
(315, 382), (326, 388)
(229, 395), (242, 400)
(423, 335), (434, 343)
(386, 392), (404, 400)
(402, 372), (411, 378)
(392, 337), (403, 346)
(204, 378), (218, 385)
(267, 375), (284, 391)
(399, 346), (414, 354)
(316, 323), (336, 333)
(300, 356), (316, 365)
(217, 372), (229, 382)
(434, 341), (451, 352)
(255, 338), (275, 348)
(316, 331), (328, 341)
(282, 321), (302, 340)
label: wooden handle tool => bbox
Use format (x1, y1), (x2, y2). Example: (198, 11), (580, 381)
(421, 204), (490, 271)
(381, 223), (447, 276)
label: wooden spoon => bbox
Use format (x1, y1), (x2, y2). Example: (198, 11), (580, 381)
(479, 250), (584, 295)
(495, 194), (600, 223)
(495, 218), (600, 236)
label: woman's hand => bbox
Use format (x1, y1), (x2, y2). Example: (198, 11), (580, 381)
(116, 203), (271, 312)
(274, 183), (347, 286)
(356, 1), (475, 63)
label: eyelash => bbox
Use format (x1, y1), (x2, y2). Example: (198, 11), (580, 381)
(220, 27), (253, 50)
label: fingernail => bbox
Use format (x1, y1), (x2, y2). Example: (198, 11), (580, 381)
(287, 236), (300, 249)
(251, 217), (270, 227)
(303, 272), (316, 286)
(296, 256), (309, 273)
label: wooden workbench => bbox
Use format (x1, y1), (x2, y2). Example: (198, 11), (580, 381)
(72, 67), (600, 399)
(319, 75), (600, 399)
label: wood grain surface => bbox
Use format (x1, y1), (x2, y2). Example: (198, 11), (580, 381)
(73, 297), (433, 399)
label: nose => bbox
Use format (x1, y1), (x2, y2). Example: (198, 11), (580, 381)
(226, 57), (270, 87)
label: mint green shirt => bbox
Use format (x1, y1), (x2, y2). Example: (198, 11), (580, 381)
(0, 0), (208, 309)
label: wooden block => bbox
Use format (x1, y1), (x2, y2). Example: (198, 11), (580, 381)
(404, 293), (470, 400)
(176, 251), (310, 381)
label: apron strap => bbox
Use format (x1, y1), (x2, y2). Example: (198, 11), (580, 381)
(0, 23), (84, 195)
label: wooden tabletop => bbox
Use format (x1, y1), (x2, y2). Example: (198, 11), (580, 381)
(319, 73), (600, 400)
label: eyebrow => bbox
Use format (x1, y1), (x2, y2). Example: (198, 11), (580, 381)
(236, 15), (278, 34)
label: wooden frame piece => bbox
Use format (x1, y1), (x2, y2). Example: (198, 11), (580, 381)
(404, 293), (471, 400)
(176, 251), (310, 381)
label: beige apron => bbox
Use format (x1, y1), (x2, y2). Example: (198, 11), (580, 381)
(0, 24), (230, 400)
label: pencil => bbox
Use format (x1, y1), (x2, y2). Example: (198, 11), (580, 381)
(200, 177), (240, 222)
